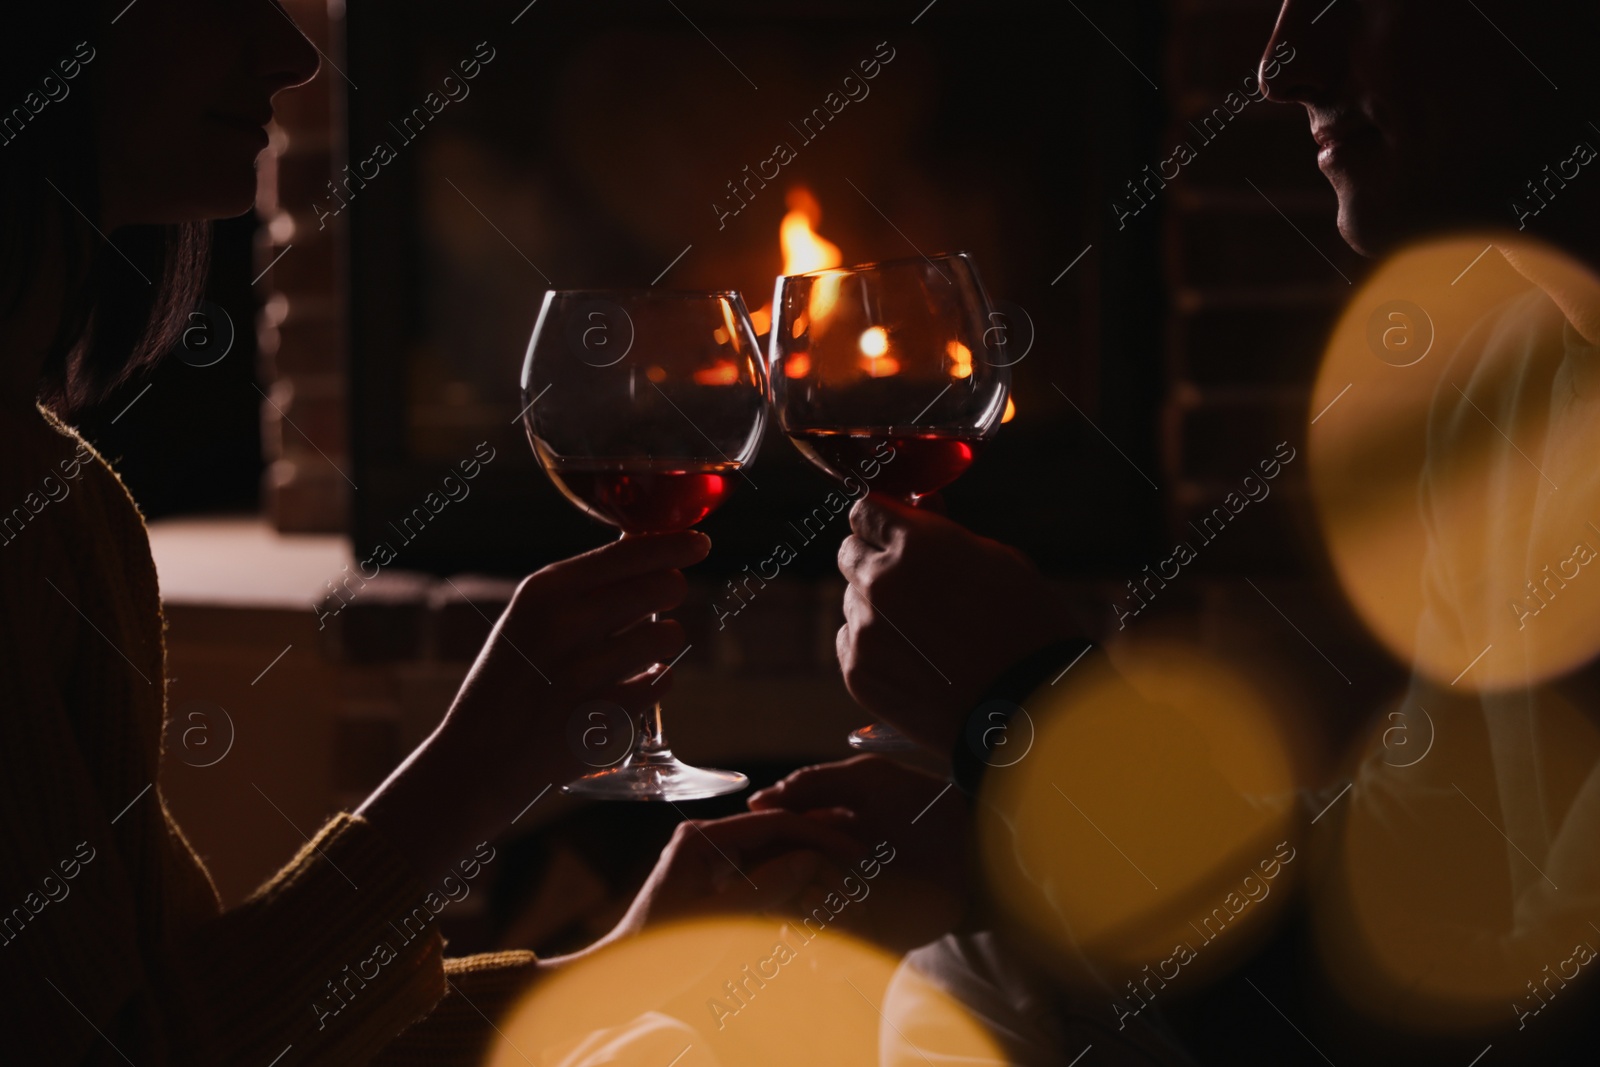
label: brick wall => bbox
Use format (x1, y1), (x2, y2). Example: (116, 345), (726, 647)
(1160, 0), (1364, 568)
(1138, 2), (1407, 772)
(255, 0), (348, 533)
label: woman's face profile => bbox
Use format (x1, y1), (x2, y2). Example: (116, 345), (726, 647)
(95, 0), (319, 229)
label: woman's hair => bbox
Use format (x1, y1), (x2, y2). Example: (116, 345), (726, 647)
(2, 5), (210, 417)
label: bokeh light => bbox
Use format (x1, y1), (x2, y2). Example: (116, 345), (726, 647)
(977, 642), (1299, 1000)
(1309, 235), (1600, 692)
(1314, 686), (1600, 1034)
(483, 916), (1003, 1067)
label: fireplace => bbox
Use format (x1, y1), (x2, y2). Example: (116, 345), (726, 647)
(343, 0), (1167, 576)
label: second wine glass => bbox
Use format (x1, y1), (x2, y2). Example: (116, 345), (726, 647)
(769, 252), (1012, 752)
(521, 288), (767, 800)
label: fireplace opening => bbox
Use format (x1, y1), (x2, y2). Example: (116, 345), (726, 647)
(344, 0), (1167, 576)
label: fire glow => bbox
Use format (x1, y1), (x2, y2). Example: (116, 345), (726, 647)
(757, 186), (1015, 418)
(749, 186), (845, 379)
(760, 188), (893, 377)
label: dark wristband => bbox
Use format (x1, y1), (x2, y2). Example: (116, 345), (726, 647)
(950, 638), (1096, 797)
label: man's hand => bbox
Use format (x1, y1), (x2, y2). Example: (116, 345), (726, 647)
(836, 496), (1076, 754)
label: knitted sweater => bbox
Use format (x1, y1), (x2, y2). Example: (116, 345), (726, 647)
(0, 401), (537, 1064)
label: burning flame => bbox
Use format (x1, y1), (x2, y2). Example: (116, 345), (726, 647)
(947, 340), (973, 379)
(746, 186), (1012, 415)
(747, 187), (848, 379)
(699, 301), (748, 384)
(781, 187), (841, 276)
(693, 361), (742, 386)
(858, 324), (899, 376)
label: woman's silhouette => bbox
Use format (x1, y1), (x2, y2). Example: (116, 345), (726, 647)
(0, 5), (855, 1063)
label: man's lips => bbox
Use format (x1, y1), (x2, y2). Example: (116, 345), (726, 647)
(1312, 121), (1381, 167)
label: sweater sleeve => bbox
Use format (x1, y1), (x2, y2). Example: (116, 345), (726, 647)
(0, 411), (545, 1064)
(0, 682), (532, 1067)
(371, 950), (544, 1066)
(176, 813), (452, 1065)
(186, 821), (558, 1065)
(0, 493), (166, 1063)
(0, 528), (513, 1062)
(0, 675), (454, 1066)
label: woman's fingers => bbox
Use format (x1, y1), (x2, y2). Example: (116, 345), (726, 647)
(500, 565), (691, 667)
(496, 535), (705, 665)
(648, 848), (829, 922)
(677, 809), (868, 871)
(749, 755), (900, 811)
(736, 849), (827, 909)
(519, 567), (690, 649)
(580, 567), (690, 635)
(604, 672), (671, 715)
(564, 618), (686, 696)
(542, 530), (710, 591)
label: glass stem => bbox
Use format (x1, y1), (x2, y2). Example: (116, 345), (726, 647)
(640, 611), (670, 757)
(614, 532), (673, 761)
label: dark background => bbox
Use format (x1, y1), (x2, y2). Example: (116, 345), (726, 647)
(76, 0), (1353, 589)
(340, 0), (1169, 578)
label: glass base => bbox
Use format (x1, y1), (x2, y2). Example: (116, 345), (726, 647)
(560, 748), (748, 801)
(846, 722), (922, 753)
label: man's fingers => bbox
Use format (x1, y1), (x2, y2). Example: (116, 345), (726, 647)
(841, 583), (870, 629)
(849, 494), (967, 550)
(540, 530), (711, 590)
(837, 535), (872, 582)
(848, 496), (915, 549)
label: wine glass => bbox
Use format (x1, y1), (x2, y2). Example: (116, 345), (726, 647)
(768, 252), (1011, 752)
(521, 288), (767, 800)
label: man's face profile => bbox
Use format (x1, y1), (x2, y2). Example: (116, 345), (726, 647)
(1260, 0), (1596, 257)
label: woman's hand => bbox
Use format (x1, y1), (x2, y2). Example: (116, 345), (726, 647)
(836, 496), (1077, 754)
(357, 531), (711, 885)
(598, 808), (869, 947)
(441, 531), (710, 777)
(750, 755), (972, 953)
(573, 757), (975, 965)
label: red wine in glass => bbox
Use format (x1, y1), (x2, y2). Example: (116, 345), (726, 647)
(769, 252), (1012, 752)
(786, 428), (985, 503)
(540, 454), (740, 533)
(522, 288), (767, 801)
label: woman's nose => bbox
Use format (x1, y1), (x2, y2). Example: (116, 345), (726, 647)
(260, 1), (321, 95)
